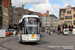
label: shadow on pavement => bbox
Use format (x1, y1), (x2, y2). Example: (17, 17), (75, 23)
(21, 42), (39, 45)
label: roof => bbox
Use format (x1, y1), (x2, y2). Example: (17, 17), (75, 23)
(42, 14), (47, 17)
(59, 7), (75, 16)
(52, 14), (58, 18)
(25, 9), (27, 10)
(71, 7), (75, 9)
(3, 0), (9, 8)
(15, 7), (23, 10)
(50, 14), (58, 18)
(19, 15), (39, 23)
(45, 13), (50, 17)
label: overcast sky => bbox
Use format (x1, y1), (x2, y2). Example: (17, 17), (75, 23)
(12, 0), (75, 18)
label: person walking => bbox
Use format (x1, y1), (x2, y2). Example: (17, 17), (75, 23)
(9, 31), (11, 36)
(50, 30), (53, 36)
(13, 30), (16, 37)
(58, 25), (61, 34)
(49, 30), (50, 35)
(60, 28), (63, 35)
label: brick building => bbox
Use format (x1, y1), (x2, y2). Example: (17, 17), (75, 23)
(8, 0), (13, 25)
(12, 6), (18, 29)
(15, 5), (25, 21)
(0, 0), (9, 29)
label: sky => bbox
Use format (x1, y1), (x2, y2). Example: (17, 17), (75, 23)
(12, 0), (75, 18)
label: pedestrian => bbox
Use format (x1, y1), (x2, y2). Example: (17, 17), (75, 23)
(49, 30), (50, 35)
(50, 30), (53, 36)
(13, 30), (16, 37)
(60, 28), (63, 35)
(58, 25), (61, 34)
(9, 31), (11, 36)
(53, 30), (54, 33)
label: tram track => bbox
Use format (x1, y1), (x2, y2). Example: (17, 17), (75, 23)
(0, 37), (17, 50)
(0, 34), (67, 50)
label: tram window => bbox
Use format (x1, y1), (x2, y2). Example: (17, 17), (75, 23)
(18, 23), (22, 30)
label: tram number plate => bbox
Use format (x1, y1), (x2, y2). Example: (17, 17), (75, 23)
(32, 34), (35, 38)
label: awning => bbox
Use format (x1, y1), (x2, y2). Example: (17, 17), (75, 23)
(9, 25), (15, 29)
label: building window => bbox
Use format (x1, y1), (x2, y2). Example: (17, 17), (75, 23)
(60, 17), (64, 20)
(65, 16), (72, 19)
(61, 14), (63, 16)
(65, 21), (72, 25)
(67, 11), (71, 14)
(45, 20), (47, 22)
(73, 20), (75, 25)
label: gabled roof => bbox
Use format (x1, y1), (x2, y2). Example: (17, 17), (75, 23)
(59, 9), (66, 16)
(42, 14), (47, 17)
(59, 7), (75, 16)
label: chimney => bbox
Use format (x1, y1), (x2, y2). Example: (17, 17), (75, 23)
(22, 5), (24, 9)
(47, 10), (49, 14)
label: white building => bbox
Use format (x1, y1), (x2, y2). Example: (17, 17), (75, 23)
(42, 13), (58, 30)
(42, 16), (51, 27)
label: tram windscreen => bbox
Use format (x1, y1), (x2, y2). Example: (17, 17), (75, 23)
(26, 17), (39, 34)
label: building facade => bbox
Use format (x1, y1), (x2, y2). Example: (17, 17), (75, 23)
(8, 0), (13, 25)
(42, 15), (51, 28)
(42, 11), (58, 30)
(35, 12), (42, 27)
(15, 6), (25, 21)
(51, 14), (58, 30)
(0, 0), (9, 29)
(59, 5), (75, 27)
(13, 7), (18, 26)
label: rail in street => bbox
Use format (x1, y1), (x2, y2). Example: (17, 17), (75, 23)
(0, 32), (75, 50)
